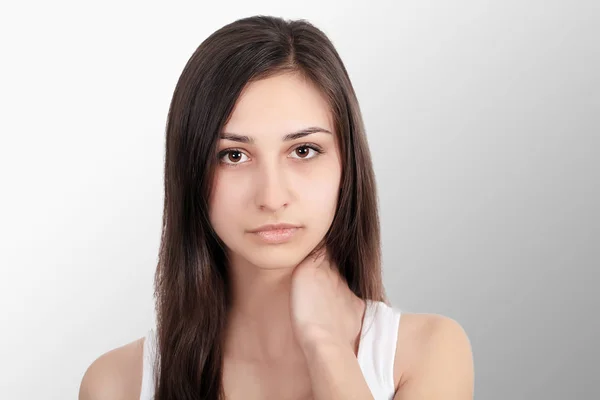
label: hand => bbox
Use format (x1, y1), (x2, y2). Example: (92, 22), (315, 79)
(289, 248), (365, 353)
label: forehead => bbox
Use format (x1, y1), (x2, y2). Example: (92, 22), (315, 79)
(223, 72), (334, 139)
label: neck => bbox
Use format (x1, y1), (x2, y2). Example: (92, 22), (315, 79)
(224, 253), (305, 364)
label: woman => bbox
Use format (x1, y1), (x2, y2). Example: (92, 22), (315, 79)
(79, 15), (473, 400)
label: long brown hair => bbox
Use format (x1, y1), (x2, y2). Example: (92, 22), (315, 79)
(153, 14), (387, 399)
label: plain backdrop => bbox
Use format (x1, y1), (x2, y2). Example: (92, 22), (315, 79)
(1, 1), (598, 398)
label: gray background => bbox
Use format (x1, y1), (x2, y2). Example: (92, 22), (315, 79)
(0, 0), (598, 398)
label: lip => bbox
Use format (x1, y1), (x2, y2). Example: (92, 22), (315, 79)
(248, 223), (302, 244)
(248, 223), (302, 233)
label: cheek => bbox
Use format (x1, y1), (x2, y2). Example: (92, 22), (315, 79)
(297, 160), (341, 219)
(302, 173), (339, 206)
(208, 172), (248, 239)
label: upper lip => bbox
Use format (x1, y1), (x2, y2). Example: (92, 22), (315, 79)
(249, 223), (301, 233)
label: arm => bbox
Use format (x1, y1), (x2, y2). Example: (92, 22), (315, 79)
(394, 316), (474, 399)
(302, 340), (375, 400)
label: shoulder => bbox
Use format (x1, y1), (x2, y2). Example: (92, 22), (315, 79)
(78, 336), (146, 400)
(393, 312), (474, 399)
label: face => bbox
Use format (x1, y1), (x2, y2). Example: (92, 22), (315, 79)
(208, 72), (342, 270)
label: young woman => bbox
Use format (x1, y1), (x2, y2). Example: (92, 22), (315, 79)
(79, 15), (473, 400)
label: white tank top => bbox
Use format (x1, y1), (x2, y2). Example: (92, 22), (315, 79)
(140, 300), (401, 399)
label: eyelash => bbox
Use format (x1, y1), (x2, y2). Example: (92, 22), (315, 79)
(217, 143), (324, 167)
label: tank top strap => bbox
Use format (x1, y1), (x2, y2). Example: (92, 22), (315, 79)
(140, 328), (156, 400)
(357, 299), (402, 399)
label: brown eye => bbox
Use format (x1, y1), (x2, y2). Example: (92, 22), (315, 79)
(295, 146), (310, 158)
(219, 149), (249, 165)
(228, 151), (242, 162)
(289, 144), (322, 160)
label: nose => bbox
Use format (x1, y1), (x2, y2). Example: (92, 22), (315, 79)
(254, 160), (290, 213)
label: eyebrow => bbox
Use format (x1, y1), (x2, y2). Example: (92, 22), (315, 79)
(219, 126), (332, 144)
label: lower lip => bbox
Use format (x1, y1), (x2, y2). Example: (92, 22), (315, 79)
(251, 228), (299, 244)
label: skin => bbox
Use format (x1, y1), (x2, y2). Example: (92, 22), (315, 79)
(79, 72), (474, 400)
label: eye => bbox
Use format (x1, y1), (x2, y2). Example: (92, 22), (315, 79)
(289, 144), (323, 160)
(219, 149), (250, 165)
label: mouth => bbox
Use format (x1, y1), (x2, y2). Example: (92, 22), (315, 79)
(248, 223), (302, 244)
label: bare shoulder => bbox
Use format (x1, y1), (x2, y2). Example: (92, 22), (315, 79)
(393, 312), (474, 399)
(78, 336), (146, 400)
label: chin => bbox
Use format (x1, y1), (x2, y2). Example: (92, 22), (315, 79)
(243, 245), (307, 270)
(231, 233), (320, 270)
